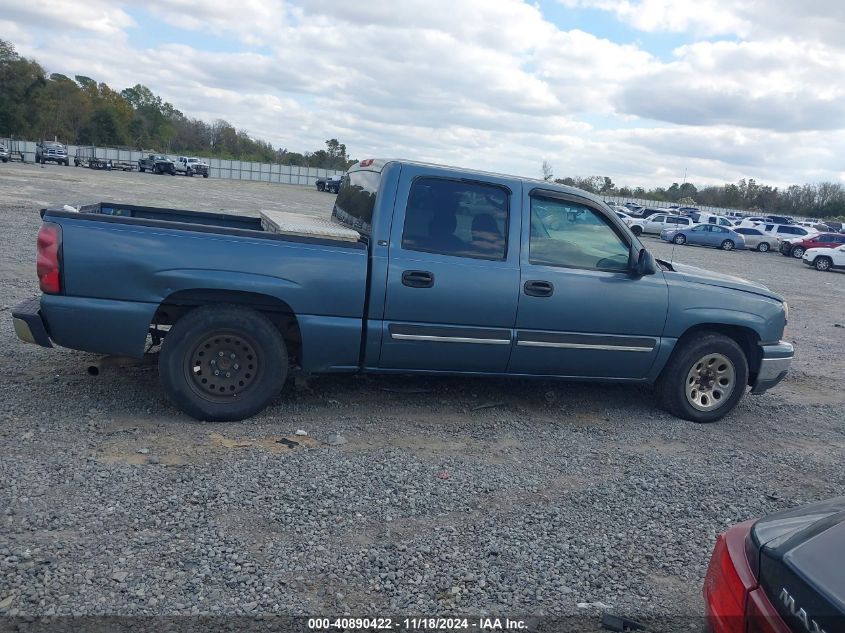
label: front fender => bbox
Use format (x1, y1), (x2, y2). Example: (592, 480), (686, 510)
(663, 278), (787, 343)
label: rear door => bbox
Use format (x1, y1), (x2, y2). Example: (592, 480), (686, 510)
(509, 190), (668, 379)
(379, 166), (521, 373)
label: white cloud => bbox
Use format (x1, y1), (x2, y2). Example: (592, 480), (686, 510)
(4, 0), (845, 188)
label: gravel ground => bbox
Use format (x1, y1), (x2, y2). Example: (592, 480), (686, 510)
(1, 162), (843, 630)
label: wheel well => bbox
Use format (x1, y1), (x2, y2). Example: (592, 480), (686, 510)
(677, 324), (761, 383)
(151, 289), (303, 368)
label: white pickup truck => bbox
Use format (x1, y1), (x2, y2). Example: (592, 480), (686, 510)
(174, 156), (209, 178)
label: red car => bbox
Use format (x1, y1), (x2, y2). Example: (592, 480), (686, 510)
(703, 497), (844, 633)
(780, 232), (845, 258)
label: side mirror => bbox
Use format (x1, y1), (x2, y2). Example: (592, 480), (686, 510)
(630, 247), (656, 277)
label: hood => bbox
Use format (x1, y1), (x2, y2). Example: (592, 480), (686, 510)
(805, 246), (839, 256)
(660, 260), (782, 300)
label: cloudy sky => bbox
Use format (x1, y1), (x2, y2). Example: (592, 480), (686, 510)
(3, 0), (844, 187)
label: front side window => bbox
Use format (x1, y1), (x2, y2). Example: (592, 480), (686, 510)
(529, 197), (629, 271)
(401, 178), (509, 260)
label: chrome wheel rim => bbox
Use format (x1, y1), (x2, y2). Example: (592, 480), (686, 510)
(685, 353), (736, 411)
(817, 259), (830, 270)
(722, 240), (733, 250)
(758, 243), (768, 252)
(792, 248), (804, 258)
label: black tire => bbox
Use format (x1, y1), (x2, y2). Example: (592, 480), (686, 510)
(203, 173), (209, 178)
(814, 256), (832, 271)
(721, 239), (735, 251)
(317, 182), (325, 192)
(159, 304), (288, 421)
(673, 234), (686, 245)
(139, 167), (145, 173)
(631, 225), (643, 236)
(656, 332), (748, 423)
(757, 242), (770, 252)
(188, 168), (194, 177)
(791, 246), (805, 259)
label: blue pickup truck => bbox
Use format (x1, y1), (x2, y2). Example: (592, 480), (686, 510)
(12, 159), (793, 423)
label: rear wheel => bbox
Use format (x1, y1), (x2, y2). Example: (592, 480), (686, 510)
(631, 225), (642, 236)
(656, 332), (748, 423)
(673, 234), (686, 245)
(721, 239), (734, 251)
(815, 257), (832, 271)
(791, 246), (805, 258)
(203, 173), (209, 178)
(187, 168), (194, 177)
(317, 182), (325, 192)
(159, 305), (288, 421)
(139, 167), (145, 173)
(757, 242), (770, 252)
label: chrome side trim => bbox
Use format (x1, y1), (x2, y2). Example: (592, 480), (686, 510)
(391, 333), (511, 345)
(516, 340), (653, 352)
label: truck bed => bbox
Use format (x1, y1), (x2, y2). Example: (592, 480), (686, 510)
(37, 202), (369, 369)
(57, 202), (364, 245)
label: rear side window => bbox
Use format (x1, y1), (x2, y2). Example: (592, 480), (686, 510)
(401, 178), (509, 260)
(333, 170), (380, 235)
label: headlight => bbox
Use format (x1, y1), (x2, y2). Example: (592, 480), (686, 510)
(783, 301), (789, 324)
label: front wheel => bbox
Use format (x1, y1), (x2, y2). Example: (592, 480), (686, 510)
(656, 333), (748, 423)
(187, 168), (194, 177)
(757, 242), (770, 252)
(203, 173), (209, 178)
(673, 234), (686, 245)
(317, 183), (325, 192)
(815, 257), (832, 271)
(631, 225), (642, 236)
(139, 167), (145, 173)
(721, 239), (735, 251)
(791, 246), (805, 258)
(159, 305), (288, 421)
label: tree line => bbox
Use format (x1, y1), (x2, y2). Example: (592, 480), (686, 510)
(0, 40), (354, 169)
(543, 170), (845, 221)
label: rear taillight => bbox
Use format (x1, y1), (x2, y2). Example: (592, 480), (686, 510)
(36, 222), (62, 294)
(704, 521), (758, 633)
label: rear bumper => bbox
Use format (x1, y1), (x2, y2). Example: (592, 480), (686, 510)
(13, 294), (157, 358)
(11, 296), (53, 348)
(750, 340), (793, 394)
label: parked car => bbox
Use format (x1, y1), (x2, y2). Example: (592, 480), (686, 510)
(660, 224), (747, 251)
(803, 244), (845, 271)
(764, 214), (794, 224)
(736, 216), (770, 228)
(35, 141), (68, 165)
(0, 143), (9, 162)
(628, 213), (694, 236)
(762, 223), (816, 243)
(174, 156), (209, 178)
(690, 212), (735, 228)
(703, 496), (844, 633)
(630, 207), (666, 219)
(316, 174), (343, 193)
(780, 232), (845, 258)
(733, 227), (779, 252)
(11, 159), (791, 423)
(623, 202), (644, 214)
(138, 154), (175, 175)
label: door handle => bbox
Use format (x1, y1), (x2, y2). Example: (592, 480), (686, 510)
(402, 270), (434, 288)
(524, 280), (554, 297)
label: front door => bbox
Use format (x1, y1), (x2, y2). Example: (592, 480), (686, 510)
(379, 167), (522, 373)
(509, 190), (669, 379)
